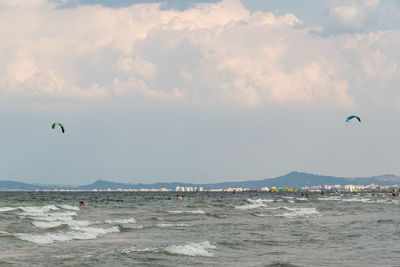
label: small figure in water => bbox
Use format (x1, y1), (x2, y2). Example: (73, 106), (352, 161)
(392, 190), (396, 200)
(305, 192), (309, 199)
(79, 201), (86, 206)
(176, 195), (181, 200)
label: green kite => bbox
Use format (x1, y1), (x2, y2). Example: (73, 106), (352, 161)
(51, 123), (65, 133)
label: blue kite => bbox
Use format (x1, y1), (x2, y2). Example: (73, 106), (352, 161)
(345, 115), (361, 123)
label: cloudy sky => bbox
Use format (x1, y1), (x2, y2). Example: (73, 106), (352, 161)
(1, 0), (400, 185)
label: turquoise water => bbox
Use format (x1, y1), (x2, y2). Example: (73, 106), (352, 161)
(0, 192), (399, 266)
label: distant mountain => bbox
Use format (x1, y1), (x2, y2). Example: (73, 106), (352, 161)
(1, 172), (400, 191)
(0, 180), (45, 191)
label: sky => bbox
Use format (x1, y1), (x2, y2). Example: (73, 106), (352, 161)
(1, 0), (400, 185)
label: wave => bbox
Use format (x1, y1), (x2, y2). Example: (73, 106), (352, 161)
(253, 213), (267, 217)
(167, 209), (205, 214)
(58, 205), (80, 211)
(318, 197), (341, 201)
(0, 207), (18, 212)
(279, 207), (320, 218)
(20, 205), (59, 214)
(247, 199), (274, 203)
(206, 213), (229, 218)
(15, 226), (119, 245)
(121, 241), (216, 257)
(122, 246), (156, 253)
(235, 199), (273, 210)
(342, 198), (371, 203)
(25, 212), (78, 225)
(32, 219), (91, 229)
(118, 224), (145, 231)
(155, 223), (191, 228)
(105, 218), (136, 224)
(163, 241), (216, 257)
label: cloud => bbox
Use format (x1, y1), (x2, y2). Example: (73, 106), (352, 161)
(315, 0), (380, 35)
(0, 0), (399, 108)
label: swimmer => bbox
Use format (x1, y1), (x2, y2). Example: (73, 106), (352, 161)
(79, 201), (86, 206)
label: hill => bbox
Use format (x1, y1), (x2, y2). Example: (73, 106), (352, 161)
(1, 172), (400, 191)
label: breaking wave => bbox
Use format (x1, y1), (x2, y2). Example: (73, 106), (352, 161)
(163, 241), (216, 257)
(235, 199), (273, 210)
(167, 209), (205, 214)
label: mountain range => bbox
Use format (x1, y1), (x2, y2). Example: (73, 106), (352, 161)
(0, 171), (400, 191)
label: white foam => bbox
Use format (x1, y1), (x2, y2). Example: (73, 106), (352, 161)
(247, 198), (274, 203)
(29, 211), (77, 223)
(167, 209), (205, 214)
(235, 199), (272, 210)
(318, 196), (341, 201)
(32, 221), (65, 228)
(32, 219), (91, 229)
(105, 218), (136, 224)
(16, 226), (119, 245)
(0, 207), (18, 212)
(163, 241), (216, 257)
(280, 207), (320, 218)
(20, 205), (59, 214)
(122, 246), (156, 253)
(58, 205), (80, 211)
(342, 198), (371, 203)
(155, 223), (191, 228)
(122, 224), (144, 229)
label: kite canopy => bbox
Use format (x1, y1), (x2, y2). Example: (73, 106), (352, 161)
(345, 115), (361, 123)
(51, 123), (65, 133)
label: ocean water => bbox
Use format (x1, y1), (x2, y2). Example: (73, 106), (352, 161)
(0, 191), (400, 266)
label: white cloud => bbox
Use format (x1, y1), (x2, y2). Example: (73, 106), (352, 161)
(0, 0), (399, 107)
(316, 0), (380, 34)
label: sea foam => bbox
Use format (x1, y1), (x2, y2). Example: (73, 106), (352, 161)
(0, 207), (18, 212)
(167, 209), (205, 214)
(105, 218), (136, 224)
(163, 241), (216, 257)
(235, 199), (272, 210)
(155, 223), (191, 228)
(58, 205), (80, 211)
(280, 207), (320, 218)
(16, 226), (119, 245)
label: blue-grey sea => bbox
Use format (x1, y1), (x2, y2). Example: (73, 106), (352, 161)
(0, 191), (399, 266)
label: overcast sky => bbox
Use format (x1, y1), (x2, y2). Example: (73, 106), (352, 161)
(1, 0), (400, 185)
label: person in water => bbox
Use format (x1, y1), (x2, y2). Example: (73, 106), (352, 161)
(392, 190), (396, 200)
(79, 201), (86, 206)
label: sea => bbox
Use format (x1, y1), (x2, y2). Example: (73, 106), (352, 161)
(0, 191), (399, 266)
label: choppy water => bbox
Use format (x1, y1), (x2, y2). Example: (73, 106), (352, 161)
(1, 192), (400, 266)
